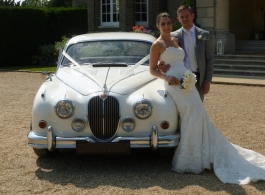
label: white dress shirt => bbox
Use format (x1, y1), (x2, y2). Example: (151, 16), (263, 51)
(182, 25), (198, 72)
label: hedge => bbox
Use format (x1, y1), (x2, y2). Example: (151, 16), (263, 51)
(0, 6), (87, 67)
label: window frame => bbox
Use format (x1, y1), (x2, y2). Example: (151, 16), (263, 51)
(135, 0), (149, 27)
(100, 0), (119, 27)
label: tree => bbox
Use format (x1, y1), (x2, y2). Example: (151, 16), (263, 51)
(47, 0), (72, 7)
(184, 0), (193, 7)
(21, 0), (49, 7)
(20, 0), (72, 7)
(0, 0), (20, 6)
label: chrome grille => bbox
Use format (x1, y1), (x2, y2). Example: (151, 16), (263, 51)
(88, 96), (120, 140)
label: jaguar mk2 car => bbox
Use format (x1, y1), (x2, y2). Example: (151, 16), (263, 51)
(28, 32), (180, 157)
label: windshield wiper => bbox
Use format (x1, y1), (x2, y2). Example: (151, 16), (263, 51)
(61, 62), (75, 67)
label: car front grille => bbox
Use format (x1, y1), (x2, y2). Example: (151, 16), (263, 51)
(88, 96), (120, 140)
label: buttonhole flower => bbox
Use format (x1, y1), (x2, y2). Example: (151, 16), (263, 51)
(197, 35), (209, 41)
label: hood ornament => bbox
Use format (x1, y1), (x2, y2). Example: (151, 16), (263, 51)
(100, 67), (110, 99)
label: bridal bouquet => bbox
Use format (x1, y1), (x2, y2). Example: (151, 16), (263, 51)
(180, 70), (197, 91)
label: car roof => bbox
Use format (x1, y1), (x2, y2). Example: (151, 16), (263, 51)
(67, 32), (157, 45)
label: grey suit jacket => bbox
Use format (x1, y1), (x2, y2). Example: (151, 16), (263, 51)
(171, 26), (214, 88)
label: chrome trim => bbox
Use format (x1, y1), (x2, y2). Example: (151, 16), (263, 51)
(28, 132), (180, 149)
(88, 95), (120, 141)
(42, 71), (52, 81)
(47, 126), (56, 151)
(150, 126), (158, 150)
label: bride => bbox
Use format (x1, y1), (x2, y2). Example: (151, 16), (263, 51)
(149, 13), (265, 185)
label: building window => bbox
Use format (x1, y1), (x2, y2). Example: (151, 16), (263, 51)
(101, 0), (119, 27)
(135, 0), (149, 27)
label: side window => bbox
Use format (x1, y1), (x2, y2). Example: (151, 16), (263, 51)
(101, 0), (119, 27)
(135, 0), (148, 27)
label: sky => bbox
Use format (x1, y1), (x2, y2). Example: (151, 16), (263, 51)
(15, 0), (24, 4)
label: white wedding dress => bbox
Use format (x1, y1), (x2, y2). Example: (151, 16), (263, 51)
(161, 46), (265, 185)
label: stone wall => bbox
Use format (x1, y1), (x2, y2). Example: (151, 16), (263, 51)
(166, 0), (183, 27)
(119, 0), (134, 32)
(84, 0), (185, 33)
(196, 0), (214, 31)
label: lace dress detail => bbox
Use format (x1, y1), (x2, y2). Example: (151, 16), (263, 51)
(161, 47), (265, 185)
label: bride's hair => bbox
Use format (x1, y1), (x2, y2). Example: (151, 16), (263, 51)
(156, 12), (170, 25)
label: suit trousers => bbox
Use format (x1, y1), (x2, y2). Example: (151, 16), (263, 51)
(193, 72), (204, 102)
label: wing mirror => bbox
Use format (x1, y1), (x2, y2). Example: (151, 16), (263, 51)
(41, 71), (52, 81)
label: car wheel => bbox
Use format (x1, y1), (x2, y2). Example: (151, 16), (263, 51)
(33, 148), (57, 157)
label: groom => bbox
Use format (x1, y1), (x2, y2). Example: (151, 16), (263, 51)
(159, 5), (214, 101)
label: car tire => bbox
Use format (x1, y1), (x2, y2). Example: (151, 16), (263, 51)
(158, 148), (175, 157)
(33, 148), (57, 157)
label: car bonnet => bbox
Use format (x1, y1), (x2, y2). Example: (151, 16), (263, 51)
(56, 66), (157, 96)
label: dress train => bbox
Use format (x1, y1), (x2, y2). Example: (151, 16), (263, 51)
(160, 46), (265, 184)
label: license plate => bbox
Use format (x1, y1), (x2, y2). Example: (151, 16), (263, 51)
(76, 141), (130, 154)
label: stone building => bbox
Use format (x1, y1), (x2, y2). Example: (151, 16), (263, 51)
(73, 0), (265, 54)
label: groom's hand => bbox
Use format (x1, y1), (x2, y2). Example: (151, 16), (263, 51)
(158, 61), (170, 73)
(202, 80), (211, 95)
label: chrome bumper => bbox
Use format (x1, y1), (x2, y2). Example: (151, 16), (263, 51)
(28, 125), (180, 151)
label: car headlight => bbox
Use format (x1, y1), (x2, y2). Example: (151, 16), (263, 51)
(72, 118), (86, 132)
(121, 118), (135, 132)
(133, 99), (153, 119)
(55, 99), (74, 118)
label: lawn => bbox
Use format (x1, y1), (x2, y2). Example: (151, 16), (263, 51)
(0, 65), (57, 72)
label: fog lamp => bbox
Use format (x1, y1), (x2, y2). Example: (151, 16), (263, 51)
(121, 118), (135, 132)
(72, 118), (86, 132)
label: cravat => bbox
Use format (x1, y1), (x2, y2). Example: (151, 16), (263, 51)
(187, 30), (198, 71)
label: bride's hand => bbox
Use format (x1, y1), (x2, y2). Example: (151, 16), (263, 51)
(165, 76), (180, 85)
(158, 61), (171, 73)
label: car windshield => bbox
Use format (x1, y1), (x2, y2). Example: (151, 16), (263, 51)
(61, 40), (151, 66)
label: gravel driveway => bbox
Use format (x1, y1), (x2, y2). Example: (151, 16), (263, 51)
(0, 72), (264, 195)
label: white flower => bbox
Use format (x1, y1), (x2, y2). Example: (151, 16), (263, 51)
(197, 35), (208, 41)
(183, 70), (192, 77)
(184, 76), (191, 83)
(183, 82), (190, 89)
(180, 70), (197, 91)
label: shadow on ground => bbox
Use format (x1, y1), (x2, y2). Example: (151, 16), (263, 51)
(35, 149), (265, 194)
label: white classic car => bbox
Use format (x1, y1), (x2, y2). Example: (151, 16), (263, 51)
(28, 32), (180, 157)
